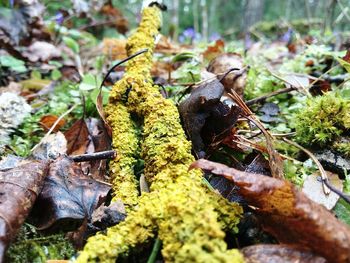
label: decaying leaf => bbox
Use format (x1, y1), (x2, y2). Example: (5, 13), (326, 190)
(179, 79), (240, 157)
(64, 118), (90, 155)
(191, 159), (350, 263)
(242, 244), (326, 263)
(207, 153), (270, 203)
(0, 160), (50, 261)
(29, 156), (111, 231)
(207, 53), (247, 97)
(22, 41), (61, 62)
(96, 88), (112, 138)
(83, 118), (111, 180)
(202, 39), (225, 61)
(100, 3), (129, 34)
(40, 115), (66, 132)
(103, 38), (127, 60)
(90, 200), (126, 233)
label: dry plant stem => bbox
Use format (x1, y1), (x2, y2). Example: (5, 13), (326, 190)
(322, 179), (350, 204)
(246, 86), (296, 106)
(282, 138), (330, 194)
(266, 68), (311, 96)
(228, 90), (284, 178)
(231, 137), (300, 163)
(307, 65), (339, 89)
(70, 150), (116, 162)
(31, 104), (78, 152)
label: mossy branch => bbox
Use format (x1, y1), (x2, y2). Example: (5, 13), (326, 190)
(76, 6), (243, 263)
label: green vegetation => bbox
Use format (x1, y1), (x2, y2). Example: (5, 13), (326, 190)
(295, 92), (350, 146)
(6, 224), (75, 263)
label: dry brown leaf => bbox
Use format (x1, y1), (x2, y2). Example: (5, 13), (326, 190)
(83, 118), (111, 181)
(64, 118), (90, 155)
(96, 89), (112, 138)
(100, 3), (128, 34)
(190, 159), (350, 263)
(207, 53), (247, 97)
(29, 156), (111, 231)
(155, 35), (182, 54)
(242, 244), (326, 263)
(0, 160), (50, 261)
(103, 38), (127, 60)
(202, 39), (225, 61)
(40, 115), (66, 132)
(342, 49), (350, 63)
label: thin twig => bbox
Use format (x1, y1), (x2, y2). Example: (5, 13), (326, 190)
(100, 48), (149, 90)
(322, 178), (350, 204)
(232, 137), (300, 163)
(246, 86), (296, 106)
(266, 68), (311, 96)
(31, 104), (78, 152)
(237, 129), (296, 138)
(70, 150), (116, 162)
(282, 138), (330, 195)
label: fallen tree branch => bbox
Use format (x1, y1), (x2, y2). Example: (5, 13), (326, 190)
(70, 150), (116, 162)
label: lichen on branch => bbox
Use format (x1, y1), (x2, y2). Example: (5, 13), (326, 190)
(76, 6), (243, 263)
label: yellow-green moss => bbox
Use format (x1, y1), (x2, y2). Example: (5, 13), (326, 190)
(295, 92), (350, 146)
(76, 6), (243, 263)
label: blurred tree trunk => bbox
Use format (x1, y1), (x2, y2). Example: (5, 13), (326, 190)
(170, 0), (179, 40)
(193, 0), (199, 34)
(242, 0), (265, 33)
(305, 0), (312, 23)
(323, 0), (337, 34)
(208, 0), (218, 38)
(285, 0), (292, 20)
(200, 0), (208, 42)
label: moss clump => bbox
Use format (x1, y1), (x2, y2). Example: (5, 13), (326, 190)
(76, 5), (243, 263)
(295, 92), (350, 146)
(334, 140), (350, 157)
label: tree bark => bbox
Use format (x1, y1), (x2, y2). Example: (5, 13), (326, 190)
(242, 0), (265, 33)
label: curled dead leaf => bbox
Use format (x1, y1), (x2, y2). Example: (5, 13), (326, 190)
(242, 244), (326, 263)
(207, 53), (247, 97)
(0, 160), (50, 261)
(190, 159), (350, 263)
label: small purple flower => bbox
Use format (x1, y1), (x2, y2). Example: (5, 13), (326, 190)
(9, 0), (14, 7)
(209, 32), (221, 42)
(55, 12), (64, 25)
(244, 33), (253, 50)
(183, 27), (196, 39)
(280, 28), (293, 43)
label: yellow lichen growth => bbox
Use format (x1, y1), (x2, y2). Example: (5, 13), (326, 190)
(76, 6), (244, 263)
(105, 103), (140, 208)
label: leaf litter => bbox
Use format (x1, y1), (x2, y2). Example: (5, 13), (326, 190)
(1, 1), (350, 262)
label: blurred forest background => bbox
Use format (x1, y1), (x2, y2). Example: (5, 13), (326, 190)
(2, 0), (350, 43)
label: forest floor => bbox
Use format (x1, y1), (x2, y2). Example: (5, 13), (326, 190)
(1, 1), (350, 263)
